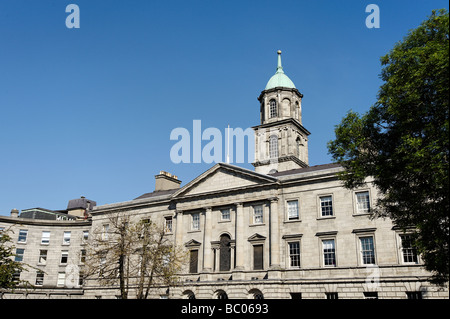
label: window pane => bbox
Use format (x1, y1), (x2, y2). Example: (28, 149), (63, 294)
(18, 229), (28, 243)
(320, 196), (333, 216)
(192, 214), (200, 230)
(401, 235), (418, 263)
(269, 100), (277, 118)
(254, 206), (263, 224)
(360, 237), (375, 264)
(356, 192), (370, 214)
(269, 135), (278, 158)
(287, 200), (299, 220)
(289, 242), (300, 267)
(41, 231), (50, 244)
(323, 239), (336, 266)
(63, 231), (71, 244)
(221, 209), (230, 221)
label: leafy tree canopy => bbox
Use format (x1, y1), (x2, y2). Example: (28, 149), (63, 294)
(328, 9), (449, 284)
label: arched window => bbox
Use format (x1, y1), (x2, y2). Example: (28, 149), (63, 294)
(249, 289), (264, 299)
(219, 234), (231, 271)
(183, 290), (196, 299)
(269, 99), (277, 118)
(216, 290), (228, 299)
(269, 135), (278, 159)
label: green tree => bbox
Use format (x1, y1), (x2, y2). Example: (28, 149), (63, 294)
(328, 9), (449, 285)
(0, 228), (35, 290)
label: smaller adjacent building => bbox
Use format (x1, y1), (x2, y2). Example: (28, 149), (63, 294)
(0, 198), (94, 299)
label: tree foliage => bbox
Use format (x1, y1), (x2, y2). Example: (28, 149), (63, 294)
(0, 227), (35, 291)
(328, 9), (449, 284)
(83, 212), (187, 299)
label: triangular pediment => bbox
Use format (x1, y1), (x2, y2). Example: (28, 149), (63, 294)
(184, 239), (201, 247)
(173, 163), (278, 198)
(248, 233), (267, 242)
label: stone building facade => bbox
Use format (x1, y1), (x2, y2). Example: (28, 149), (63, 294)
(1, 51), (448, 299)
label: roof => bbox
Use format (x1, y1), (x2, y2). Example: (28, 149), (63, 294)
(67, 197), (97, 210)
(265, 50), (296, 90)
(268, 163), (342, 177)
(134, 188), (178, 200)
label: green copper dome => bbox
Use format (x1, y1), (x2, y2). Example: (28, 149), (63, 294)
(264, 50), (296, 90)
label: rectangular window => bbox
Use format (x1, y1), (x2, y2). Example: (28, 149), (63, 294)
(401, 234), (418, 263)
(39, 250), (48, 265)
(102, 224), (109, 240)
(41, 231), (50, 245)
(323, 239), (336, 266)
(35, 271), (44, 286)
(80, 249), (86, 263)
(289, 242), (301, 268)
(221, 208), (231, 221)
(18, 229), (28, 243)
(60, 250), (69, 264)
(406, 291), (422, 299)
(326, 292), (339, 299)
(287, 200), (299, 220)
(356, 191), (371, 214)
(253, 205), (264, 224)
(164, 216), (173, 233)
(63, 231), (71, 245)
(320, 196), (333, 217)
(57, 272), (66, 287)
(15, 248), (25, 262)
(253, 245), (264, 270)
(192, 213), (200, 230)
(360, 236), (376, 265)
(83, 230), (89, 241)
(189, 250), (198, 273)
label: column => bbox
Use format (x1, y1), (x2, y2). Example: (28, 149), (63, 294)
(269, 197), (281, 269)
(203, 207), (213, 272)
(175, 210), (183, 247)
(234, 202), (245, 270)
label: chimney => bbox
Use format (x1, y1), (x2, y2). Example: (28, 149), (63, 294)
(155, 171), (181, 191)
(10, 208), (19, 218)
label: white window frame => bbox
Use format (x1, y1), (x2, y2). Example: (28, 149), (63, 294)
(318, 194), (334, 218)
(191, 213), (200, 231)
(220, 208), (231, 222)
(35, 271), (44, 286)
(63, 231), (71, 245)
(38, 249), (48, 265)
(164, 216), (173, 233)
(102, 224), (109, 240)
(322, 238), (337, 267)
(253, 205), (264, 224)
(287, 241), (301, 269)
(18, 229), (28, 243)
(60, 250), (69, 264)
(57, 272), (66, 287)
(286, 200), (299, 221)
(354, 190), (371, 215)
(358, 235), (376, 265)
(41, 231), (50, 245)
(397, 233), (420, 265)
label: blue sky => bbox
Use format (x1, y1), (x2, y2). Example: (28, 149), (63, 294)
(0, 0), (448, 215)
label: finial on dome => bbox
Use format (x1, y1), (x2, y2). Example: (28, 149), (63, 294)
(276, 50), (283, 73)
